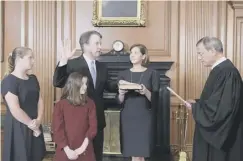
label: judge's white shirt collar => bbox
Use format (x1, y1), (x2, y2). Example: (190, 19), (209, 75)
(211, 57), (227, 69)
(83, 54), (96, 66)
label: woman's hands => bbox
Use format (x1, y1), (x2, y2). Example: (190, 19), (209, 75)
(118, 80), (129, 96)
(75, 137), (89, 155)
(28, 119), (42, 137)
(64, 146), (79, 160)
(118, 88), (128, 95)
(135, 84), (148, 95)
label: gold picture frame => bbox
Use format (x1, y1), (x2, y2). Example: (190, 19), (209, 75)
(92, 0), (147, 27)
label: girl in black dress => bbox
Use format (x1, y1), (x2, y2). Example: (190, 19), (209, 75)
(1, 47), (46, 161)
(117, 44), (160, 161)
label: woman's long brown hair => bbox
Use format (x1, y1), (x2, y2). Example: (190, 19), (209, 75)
(61, 72), (88, 106)
(130, 44), (150, 66)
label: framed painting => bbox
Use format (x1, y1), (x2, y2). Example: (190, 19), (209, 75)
(92, 0), (147, 27)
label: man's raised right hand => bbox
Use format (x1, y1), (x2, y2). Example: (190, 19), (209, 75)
(58, 39), (77, 66)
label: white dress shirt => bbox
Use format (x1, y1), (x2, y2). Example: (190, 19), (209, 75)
(83, 54), (96, 72)
(83, 54), (97, 86)
(211, 57), (227, 69)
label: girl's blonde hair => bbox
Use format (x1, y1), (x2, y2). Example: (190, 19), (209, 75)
(8, 47), (32, 74)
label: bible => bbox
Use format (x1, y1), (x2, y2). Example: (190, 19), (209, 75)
(118, 83), (143, 90)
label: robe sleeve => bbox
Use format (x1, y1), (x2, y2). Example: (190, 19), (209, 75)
(53, 62), (70, 88)
(150, 70), (160, 109)
(192, 69), (242, 149)
(85, 99), (98, 141)
(52, 102), (68, 150)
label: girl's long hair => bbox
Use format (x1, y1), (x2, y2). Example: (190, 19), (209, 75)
(8, 47), (32, 74)
(61, 72), (88, 106)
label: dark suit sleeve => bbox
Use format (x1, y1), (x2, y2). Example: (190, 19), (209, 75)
(191, 70), (242, 149)
(53, 62), (70, 88)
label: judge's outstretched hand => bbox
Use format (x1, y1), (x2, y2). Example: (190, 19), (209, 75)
(187, 99), (196, 103)
(185, 101), (192, 110)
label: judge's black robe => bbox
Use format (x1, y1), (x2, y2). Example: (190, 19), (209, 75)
(191, 59), (243, 161)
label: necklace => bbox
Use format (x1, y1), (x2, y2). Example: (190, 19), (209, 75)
(130, 71), (144, 84)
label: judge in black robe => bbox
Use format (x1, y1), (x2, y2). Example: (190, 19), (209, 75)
(185, 37), (243, 161)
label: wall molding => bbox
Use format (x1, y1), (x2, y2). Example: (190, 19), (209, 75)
(229, 1), (243, 9)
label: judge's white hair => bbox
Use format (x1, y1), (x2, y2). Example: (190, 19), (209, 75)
(196, 37), (223, 53)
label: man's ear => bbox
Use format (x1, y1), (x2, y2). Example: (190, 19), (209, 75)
(83, 43), (87, 50)
(142, 54), (146, 60)
(209, 49), (217, 55)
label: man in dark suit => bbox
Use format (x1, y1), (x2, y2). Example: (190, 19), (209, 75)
(53, 30), (116, 161)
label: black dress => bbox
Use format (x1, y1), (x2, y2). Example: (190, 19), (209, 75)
(191, 59), (243, 161)
(1, 74), (46, 161)
(117, 68), (160, 157)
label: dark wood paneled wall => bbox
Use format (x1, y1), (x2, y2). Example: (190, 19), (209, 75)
(1, 1), (243, 157)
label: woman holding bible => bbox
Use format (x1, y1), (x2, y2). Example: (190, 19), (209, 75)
(117, 44), (160, 161)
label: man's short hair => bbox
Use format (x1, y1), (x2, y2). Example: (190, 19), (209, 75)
(79, 30), (102, 52)
(196, 36), (223, 53)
